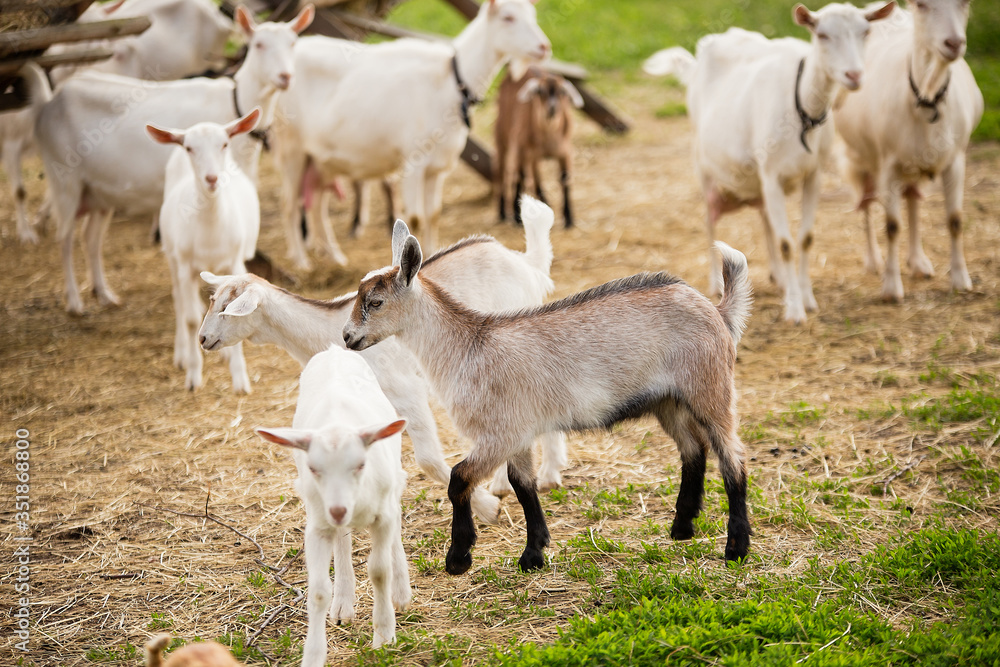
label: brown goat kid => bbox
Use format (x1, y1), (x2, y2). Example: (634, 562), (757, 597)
(343, 204), (754, 573)
(495, 66), (583, 227)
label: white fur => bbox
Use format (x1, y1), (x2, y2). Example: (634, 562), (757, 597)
(271, 0), (551, 270)
(149, 110), (262, 393)
(834, 0), (983, 300)
(22, 5), (314, 314)
(256, 345), (409, 660)
(645, 2), (894, 323)
(198, 204), (564, 519)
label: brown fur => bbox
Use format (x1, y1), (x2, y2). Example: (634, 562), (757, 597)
(145, 634), (243, 667)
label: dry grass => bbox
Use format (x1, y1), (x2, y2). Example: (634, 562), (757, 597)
(1, 80), (998, 665)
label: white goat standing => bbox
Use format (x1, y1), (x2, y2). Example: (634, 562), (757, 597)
(146, 109), (262, 393)
(833, 0), (983, 301)
(644, 2), (895, 323)
(22, 4), (314, 314)
(343, 198), (754, 572)
(197, 202), (566, 520)
(272, 0), (551, 269)
(256, 345), (409, 660)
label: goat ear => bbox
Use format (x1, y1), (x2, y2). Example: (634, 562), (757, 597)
(792, 4), (817, 31)
(235, 5), (256, 37)
(226, 107), (261, 137)
(103, 0), (127, 15)
(517, 78), (541, 103)
(145, 124), (183, 146)
(256, 427), (311, 451)
(397, 236), (422, 288)
(560, 79), (585, 108)
(222, 289), (261, 317)
(359, 419), (407, 448)
(865, 1), (895, 22)
(290, 3), (315, 34)
(391, 219), (410, 265)
(200, 271), (228, 287)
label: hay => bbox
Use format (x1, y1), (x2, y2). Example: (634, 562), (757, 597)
(1, 81), (998, 665)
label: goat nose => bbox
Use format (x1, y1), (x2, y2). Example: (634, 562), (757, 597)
(199, 334), (207, 346)
(845, 70), (862, 85)
(277, 72), (291, 89)
(944, 37), (965, 54)
(329, 506), (346, 523)
(205, 174), (218, 185)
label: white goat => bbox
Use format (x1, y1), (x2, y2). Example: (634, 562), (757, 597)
(343, 200), (754, 572)
(22, 4), (314, 315)
(644, 2), (895, 323)
(833, 0), (983, 301)
(272, 0), (551, 270)
(146, 109), (262, 393)
(50, 0), (233, 84)
(256, 345), (409, 659)
(198, 202), (565, 520)
(1, 0), (234, 245)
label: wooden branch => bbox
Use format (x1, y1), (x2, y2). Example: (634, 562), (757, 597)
(0, 16), (150, 57)
(0, 46), (113, 77)
(440, 0), (480, 21)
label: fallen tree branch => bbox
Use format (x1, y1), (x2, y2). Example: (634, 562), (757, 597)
(878, 456), (926, 496)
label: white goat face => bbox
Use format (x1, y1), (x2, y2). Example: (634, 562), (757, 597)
(198, 273), (261, 352)
(486, 0), (551, 64)
(909, 0), (970, 61)
(795, 2), (895, 91)
(146, 109), (262, 193)
(257, 420), (406, 527)
(343, 227), (423, 352)
(236, 4), (314, 91)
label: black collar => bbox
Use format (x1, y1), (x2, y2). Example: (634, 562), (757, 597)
(908, 67), (950, 123)
(452, 54), (481, 129)
(794, 58), (828, 154)
(232, 85), (271, 151)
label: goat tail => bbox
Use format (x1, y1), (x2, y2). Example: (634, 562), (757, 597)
(144, 634), (171, 667)
(19, 61), (53, 113)
(642, 47), (696, 87)
(519, 195), (555, 277)
(714, 241), (752, 347)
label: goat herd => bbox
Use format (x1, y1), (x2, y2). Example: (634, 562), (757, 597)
(2, 0), (985, 663)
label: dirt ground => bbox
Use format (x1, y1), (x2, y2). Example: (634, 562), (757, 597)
(1, 80), (998, 666)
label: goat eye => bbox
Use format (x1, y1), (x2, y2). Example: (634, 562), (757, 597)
(817, 33), (829, 41)
(355, 463), (365, 474)
(185, 146), (193, 153)
(368, 298), (383, 310)
(502, 14), (515, 23)
(309, 466), (319, 476)
(222, 142), (229, 150)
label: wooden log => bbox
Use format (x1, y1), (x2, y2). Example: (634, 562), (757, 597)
(0, 45), (114, 77)
(0, 16), (150, 57)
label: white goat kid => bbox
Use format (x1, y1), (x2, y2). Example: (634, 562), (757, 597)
(272, 0), (550, 269)
(197, 201), (565, 519)
(834, 0), (983, 301)
(256, 345), (409, 659)
(23, 4), (314, 314)
(644, 1), (894, 323)
(343, 203), (754, 572)
(147, 109), (262, 393)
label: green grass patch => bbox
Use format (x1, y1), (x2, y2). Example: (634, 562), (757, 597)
(496, 528), (1000, 666)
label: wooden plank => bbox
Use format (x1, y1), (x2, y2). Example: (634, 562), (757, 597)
(0, 16), (150, 57)
(439, 0), (480, 21)
(0, 46), (114, 77)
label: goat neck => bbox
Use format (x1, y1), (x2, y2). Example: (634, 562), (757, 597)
(452, 15), (506, 102)
(253, 288), (353, 365)
(909, 39), (953, 123)
(796, 49), (838, 129)
(230, 68), (280, 179)
(394, 276), (485, 393)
